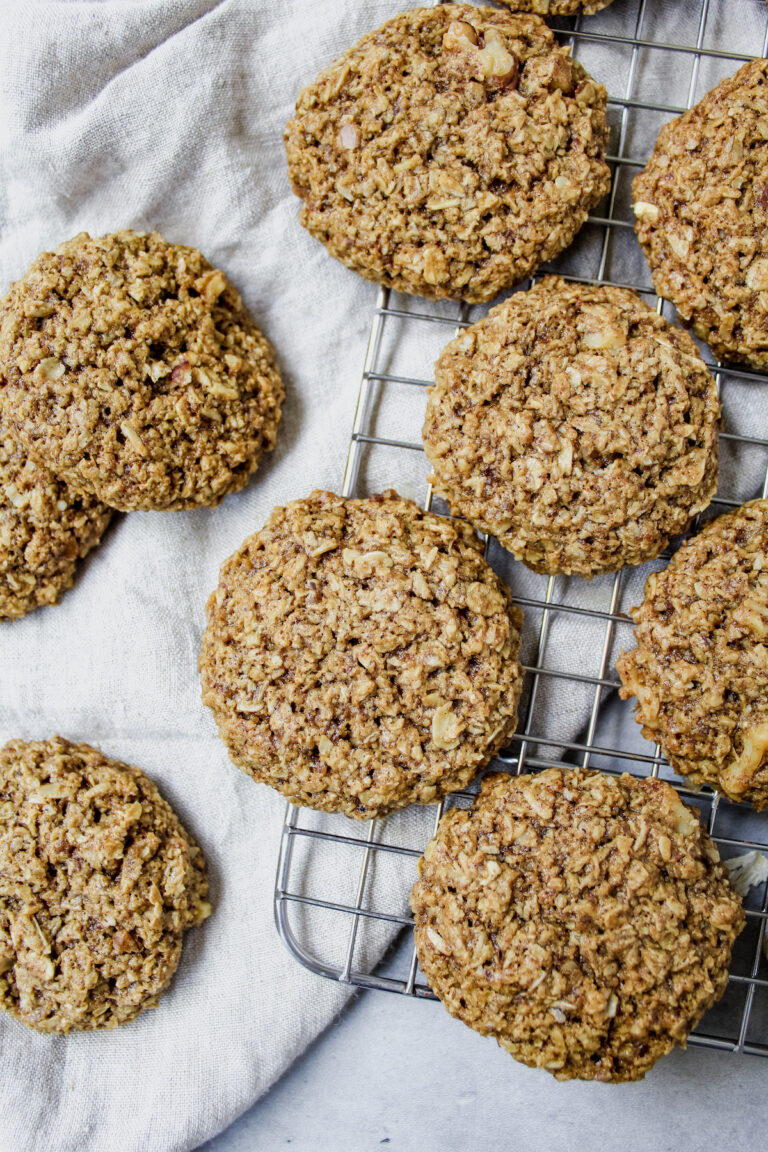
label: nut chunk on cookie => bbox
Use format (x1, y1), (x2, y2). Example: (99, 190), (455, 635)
(618, 499), (768, 810)
(634, 58), (768, 370)
(423, 276), (719, 577)
(0, 230), (284, 511)
(199, 490), (523, 819)
(0, 737), (209, 1033)
(0, 425), (111, 620)
(284, 6), (610, 302)
(411, 768), (744, 1082)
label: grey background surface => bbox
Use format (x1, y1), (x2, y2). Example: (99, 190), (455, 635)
(202, 936), (767, 1152)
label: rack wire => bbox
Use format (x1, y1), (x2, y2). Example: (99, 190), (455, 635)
(275, 0), (768, 1058)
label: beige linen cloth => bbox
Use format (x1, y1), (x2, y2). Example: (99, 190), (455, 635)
(1, 2), (768, 1150)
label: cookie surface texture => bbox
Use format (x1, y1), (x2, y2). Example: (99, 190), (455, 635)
(0, 737), (209, 1033)
(633, 58), (768, 369)
(618, 499), (768, 810)
(423, 276), (719, 576)
(285, 5), (610, 302)
(411, 768), (744, 1081)
(200, 489), (524, 819)
(0, 230), (284, 511)
(496, 1), (614, 13)
(0, 426), (111, 620)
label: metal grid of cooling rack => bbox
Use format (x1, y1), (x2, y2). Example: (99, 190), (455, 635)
(275, 0), (768, 1058)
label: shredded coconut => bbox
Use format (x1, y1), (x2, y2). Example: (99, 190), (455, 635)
(723, 851), (768, 898)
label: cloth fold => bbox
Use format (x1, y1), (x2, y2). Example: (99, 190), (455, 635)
(1, 2), (767, 1151)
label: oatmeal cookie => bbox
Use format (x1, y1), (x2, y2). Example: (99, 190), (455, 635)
(0, 230), (284, 511)
(633, 58), (768, 369)
(0, 737), (210, 1033)
(423, 276), (719, 577)
(618, 499), (768, 810)
(199, 490), (523, 819)
(497, 1), (614, 13)
(284, 6), (610, 302)
(411, 768), (744, 1082)
(0, 426), (112, 620)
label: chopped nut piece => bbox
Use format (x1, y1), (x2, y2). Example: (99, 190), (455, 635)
(35, 781), (75, 800)
(633, 201), (660, 223)
(431, 703), (463, 749)
(196, 269), (227, 305)
(746, 258), (768, 291)
(426, 927), (451, 955)
(581, 318), (627, 350)
(422, 245), (449, 287)
(203, 374), (239, 400)
(310, 540), (337, 558)
(412, 571), (431, 599)
(443, 20), (478, 51)
(38, 357), (65, 381)
(192, 900), (212, 925)
(147, 360), (168, 383)
(170, 360), (192, 386)
(438, 172), (465, 198)
(338, 123), (359, 149)
(120, 421), (149, 457)
(721, 722), (768, 796)
(477, 29), (519, 87)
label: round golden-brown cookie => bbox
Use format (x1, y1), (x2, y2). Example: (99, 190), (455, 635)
(496, 1), (614, 12)
(411, 768), (744, 1082)
(0, 230), (284, 511)
(633, 58), (768, 369)
(0, 426), (112, 620)
(0, 737), (210, 1033)
(284, 6), (610, 302)
(199, 489), (524, 819)
(423, 276), (720, 577)
(618, 499), (768, 810)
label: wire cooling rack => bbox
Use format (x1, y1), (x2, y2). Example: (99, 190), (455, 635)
(275, 0), (768, 1058)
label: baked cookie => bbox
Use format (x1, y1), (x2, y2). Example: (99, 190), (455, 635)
(200, 490), (523, 819)
(411, 768), (744, 1082)
(0, 737), (209, 1033)
(0, 231), (284, 511)
(1, 426), (112, 620)
(496, 1), (614, 13)
(618, 499), (768, 810)
(634, 58), (768, 369)
(284, 6), (610, 302)
(423, 276), (719, 577)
